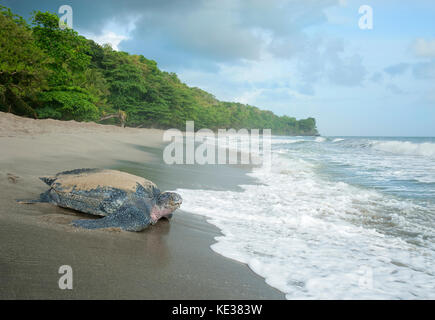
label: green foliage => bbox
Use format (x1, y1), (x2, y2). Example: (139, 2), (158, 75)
(37, 86), (100, 121)
(0, 6), (319, 135)
(0, 5), (50, 117)
(31, 11), (91, 85)
(27, 10), (106, 120)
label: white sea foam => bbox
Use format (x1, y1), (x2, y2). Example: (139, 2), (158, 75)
(271, 138), (306, 144)
(315, 137), (326, 142)
(372, 141), (435, 158)
(176, 152), (435, 299)
(332, 138), (345, 143)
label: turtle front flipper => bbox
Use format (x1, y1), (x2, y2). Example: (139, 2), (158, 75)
(72, 204), (152, 232)
(17, 190), (52, 204)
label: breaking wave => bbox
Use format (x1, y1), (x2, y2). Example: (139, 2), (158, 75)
(372, 141), (435, 158)
(176, 147), (435, 299)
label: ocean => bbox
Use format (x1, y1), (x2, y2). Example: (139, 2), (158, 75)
(176, 136), (435, 299)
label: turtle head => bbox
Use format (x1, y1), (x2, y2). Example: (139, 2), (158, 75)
(151, 192), (182, 221)
(157, 192), (182, 209)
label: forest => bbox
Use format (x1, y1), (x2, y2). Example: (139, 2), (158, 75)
(0, 6), (319, 136)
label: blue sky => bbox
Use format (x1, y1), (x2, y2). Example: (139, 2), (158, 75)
(3, 0), (435, 136)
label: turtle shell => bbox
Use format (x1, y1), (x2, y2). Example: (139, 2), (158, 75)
(43, 168), (160, 217)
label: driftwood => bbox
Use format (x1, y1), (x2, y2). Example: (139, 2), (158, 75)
(99, 110), (127, 128)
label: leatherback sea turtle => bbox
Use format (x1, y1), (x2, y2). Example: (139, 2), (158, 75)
(18, 168), (182, 231)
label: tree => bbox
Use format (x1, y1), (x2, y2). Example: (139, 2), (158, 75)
(37, 86), (100, 121)
(31, 11), (91, 85)
(30, 11), (102, 120)
(0, 6), (50, 117)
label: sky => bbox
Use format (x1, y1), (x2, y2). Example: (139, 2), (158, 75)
(3, 0), (435, 136)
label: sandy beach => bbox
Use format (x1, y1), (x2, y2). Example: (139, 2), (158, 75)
(0, 112), (284, 299)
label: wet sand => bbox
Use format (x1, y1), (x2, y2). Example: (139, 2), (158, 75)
(0, 112), (284, 299)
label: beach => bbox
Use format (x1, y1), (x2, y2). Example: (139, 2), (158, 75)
(0, 112), (284, 299)
(2, 111), (434, 300)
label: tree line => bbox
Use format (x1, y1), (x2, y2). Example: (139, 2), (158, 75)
(0, 6), (319, 136)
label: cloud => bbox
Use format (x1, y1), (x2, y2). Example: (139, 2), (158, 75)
(381, 39), (435, 82)
(155, 1), (263, 62)
(297, 37), (366, 90)
(370, 72), (383, 83)
(327, 53), (366, 86)
(413, 38), (435, 58)
(412, 61), (435, 79)
(83, 31), (129, 51)
(234, 88), (265, 104)
(120, 0), (342, 65)
(297, 83), (316, 96)
(237, 0), (336, 38)
(234, 86), (307, 109)
(338, 0), (348, 6)
(24, 0), (338, 66)
(384, 63), (410, 77)
(386, 84), (404, 95)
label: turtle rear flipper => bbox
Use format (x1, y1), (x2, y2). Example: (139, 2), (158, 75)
(39, 176), (56, 186)
(72, 205), (152, 232)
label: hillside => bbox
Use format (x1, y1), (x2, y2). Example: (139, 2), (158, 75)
(0, 6), (319, 136)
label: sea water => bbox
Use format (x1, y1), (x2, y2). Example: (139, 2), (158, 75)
(176, 136), (435, 299)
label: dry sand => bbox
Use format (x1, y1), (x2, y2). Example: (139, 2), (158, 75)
(0, 112), (284, 299)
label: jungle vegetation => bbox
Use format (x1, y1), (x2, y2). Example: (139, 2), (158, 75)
(0, 6), (319, 135)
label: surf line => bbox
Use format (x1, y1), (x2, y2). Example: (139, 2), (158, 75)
(171, 304), (207, 318)
(163, 121), (272, 167)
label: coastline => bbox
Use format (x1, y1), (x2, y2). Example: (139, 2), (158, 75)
(0, 112), (284, 299)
